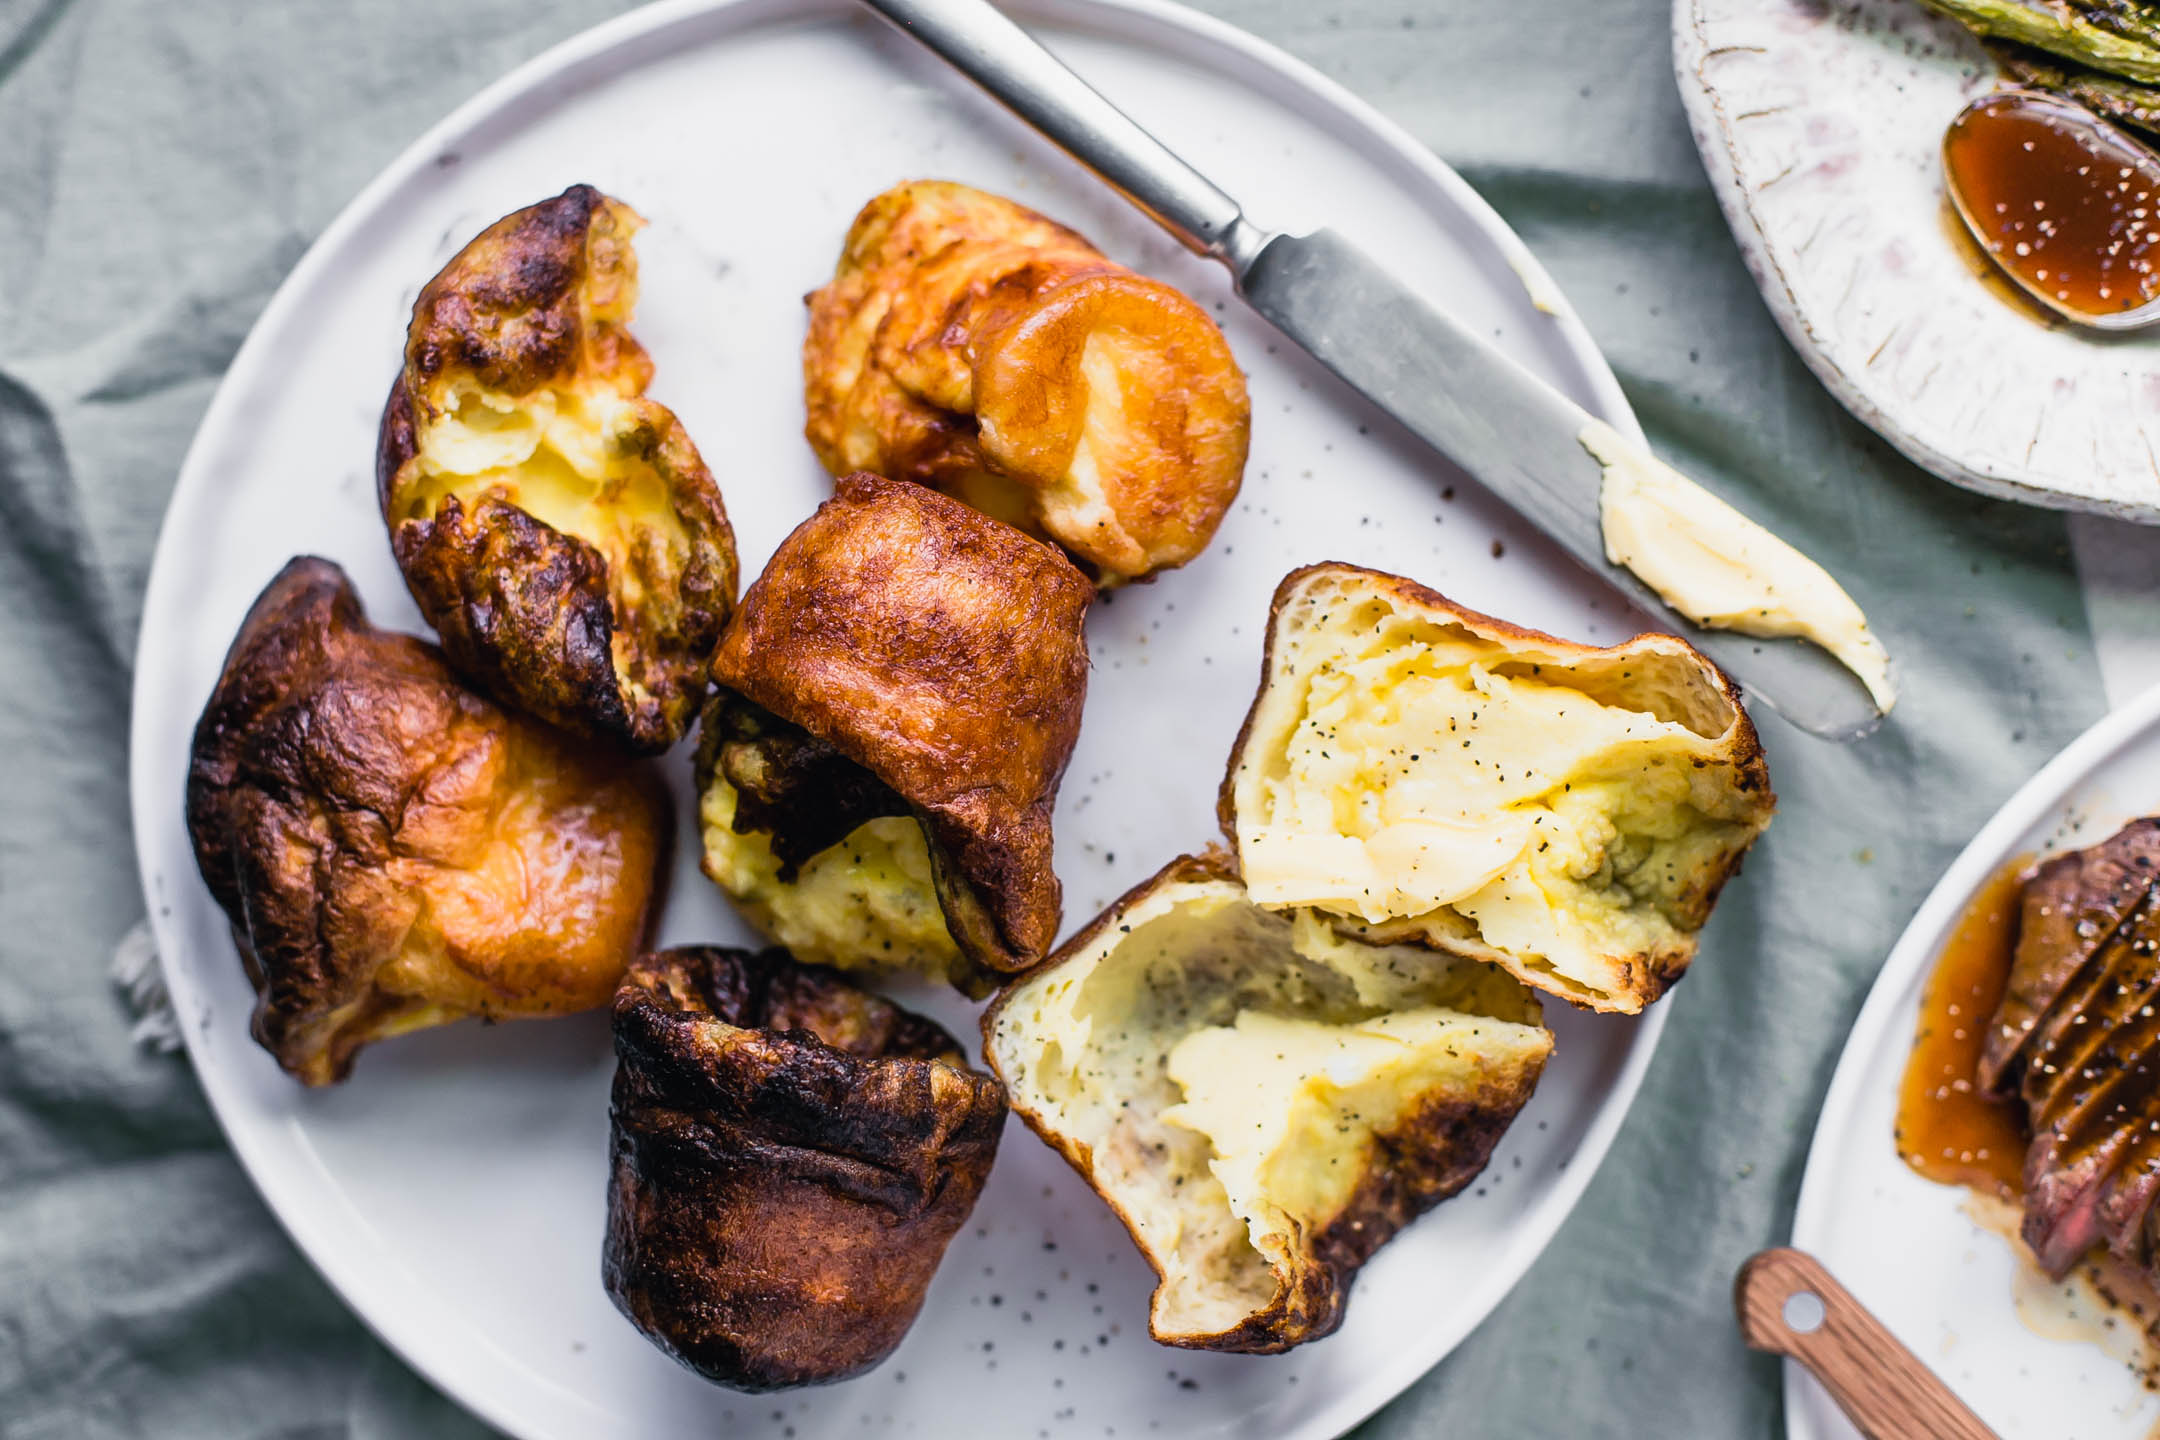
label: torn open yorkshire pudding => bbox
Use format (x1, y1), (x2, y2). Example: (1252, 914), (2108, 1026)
(606, 947), (1005, 1391)
(185, 558), (668, 1086)
(379, 183), (737, 751)
(803, 180), (1250, 583)
(985, 854), (1551, 1352)
(695, 473), (1092, 993)
(1222, 564), (1774, 1015)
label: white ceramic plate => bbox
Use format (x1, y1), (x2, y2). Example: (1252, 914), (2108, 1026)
(128, 2), (1673, 1436)
(1675, 0), (2160, 523)
(1789, 681), (2160, 1439)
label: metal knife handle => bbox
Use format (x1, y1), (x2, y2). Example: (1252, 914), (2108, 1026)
(855, 0), (1272, 269)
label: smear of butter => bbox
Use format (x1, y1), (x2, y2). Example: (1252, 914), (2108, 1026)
(1506, 249), (1566, 317)
(1579, 419), (1896, 712)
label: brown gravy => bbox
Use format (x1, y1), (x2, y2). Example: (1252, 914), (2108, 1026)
(1944, 91), (2160, 321)
(1896, 855), (2031, 1202)
(1898, 851), (2160, 1372)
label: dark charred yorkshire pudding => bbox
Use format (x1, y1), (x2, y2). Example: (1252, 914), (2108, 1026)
(803, 180), (1250, 583)
(378, 183), (737, 751)
(1978, 821), (2160, 1277)
(985, 853), (1550, 1353)
(1221, 564), (1775, 1015)
(185, 557), (668, 1086)
(605, 946), (1006, 1390)
(695, 472), (1091, 992)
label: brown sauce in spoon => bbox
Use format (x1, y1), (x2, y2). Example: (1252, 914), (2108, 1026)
(1944, 90), (2160, 321)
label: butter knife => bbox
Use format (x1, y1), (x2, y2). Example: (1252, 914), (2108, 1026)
(856, 0), (1886, 741)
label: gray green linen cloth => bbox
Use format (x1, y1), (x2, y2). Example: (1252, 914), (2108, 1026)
(0, 0), (2105, 1435)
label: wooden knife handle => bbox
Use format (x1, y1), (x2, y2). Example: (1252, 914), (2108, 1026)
(1734, 1247), (1998, 1440)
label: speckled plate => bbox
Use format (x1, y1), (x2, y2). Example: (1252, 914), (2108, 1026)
(128, 1), (1674, 1436)
(1789, 681), (2160, 1439)
(1675, 0), (2160, 523)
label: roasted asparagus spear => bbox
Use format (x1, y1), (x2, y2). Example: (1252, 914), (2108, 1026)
(1994, 40), (2160, 136)
(1919, 0), (2160, 83)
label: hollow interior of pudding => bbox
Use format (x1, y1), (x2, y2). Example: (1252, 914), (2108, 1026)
(990, 879), (1545, 1341)
(697, 767), (964, 987)
(393, 195), (688, 637)
(1231, 573), (1761, 1008)
(397, 373), (692, 685)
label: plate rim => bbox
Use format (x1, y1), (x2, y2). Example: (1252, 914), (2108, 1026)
(1670, 0), (2160, 526)
(127, 1), (1669, 1435)
(1783, 678), (2160, 1437)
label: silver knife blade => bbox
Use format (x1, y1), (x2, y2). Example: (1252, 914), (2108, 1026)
(855, 0), (1885, 741)
(1240, 229), (1882, 739)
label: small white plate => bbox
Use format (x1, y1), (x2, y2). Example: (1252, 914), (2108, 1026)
(129, 2), (1677, 1436)
(1789, 681), (2160, 1439)
(1675, 0), (2160, 523)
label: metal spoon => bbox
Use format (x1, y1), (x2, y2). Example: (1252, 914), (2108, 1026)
(1944, 88), (2160, 331)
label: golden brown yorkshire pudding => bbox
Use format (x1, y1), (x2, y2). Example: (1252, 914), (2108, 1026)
(803, 180), (1250, 583)
(1221, 564), (1775, 1015)
(185, 557), (668, 1086)
(605, 946), (1005, 1391)
(378, 183), (737, 751)
(695, 472), (1091, 992)
(985, 853), (1550, 1353)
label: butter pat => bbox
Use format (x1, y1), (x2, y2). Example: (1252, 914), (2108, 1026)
(1580, 419), (1895, 712)
(1506, 249), (1566, 317)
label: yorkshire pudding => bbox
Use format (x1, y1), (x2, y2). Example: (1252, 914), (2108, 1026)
(985, 853), (1550, 1352)
(605, 946), (1005, 1390)
(185, 557), (667, 1085)
(695, 472), (1090, 992)
(803, 180), (1249, 582)
(1221, 563), (1775, 1014)
(379, 183), (737, 751)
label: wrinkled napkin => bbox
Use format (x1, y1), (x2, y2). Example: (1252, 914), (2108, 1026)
(0, 0), (2104, 1435)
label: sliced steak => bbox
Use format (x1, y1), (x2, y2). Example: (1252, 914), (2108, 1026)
(2021, 900), (2160, 1120)
(2095, 1115), (2160, 1265)
(2022, 972), (2160, 1275)
(1982, 819), (2160, 1094)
